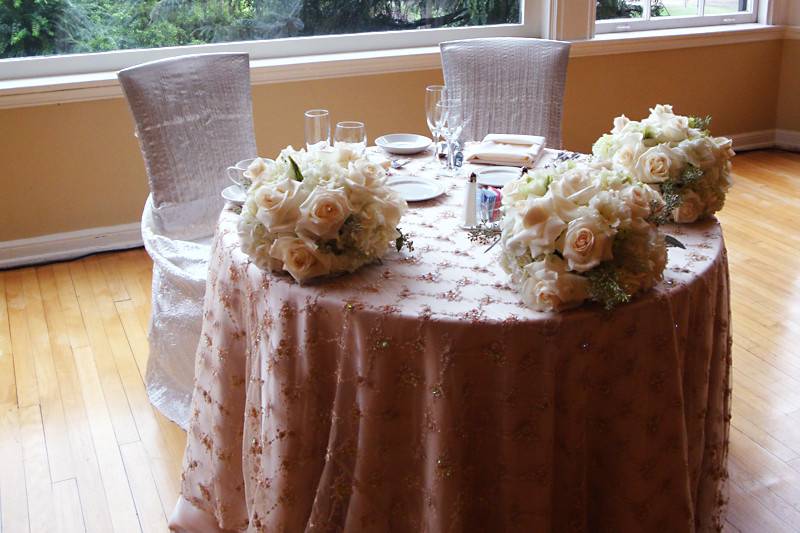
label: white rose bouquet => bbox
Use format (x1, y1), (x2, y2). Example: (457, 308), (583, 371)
(237, 146), (409, 283)
(500, 161), (667, 312)
(592, 104), (735, 223)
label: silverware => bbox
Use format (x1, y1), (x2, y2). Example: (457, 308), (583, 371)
(391, 158), (411, 169)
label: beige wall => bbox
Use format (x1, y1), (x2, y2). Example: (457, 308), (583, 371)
(0, 39), (789, 242)
(777, 38), (800, 132)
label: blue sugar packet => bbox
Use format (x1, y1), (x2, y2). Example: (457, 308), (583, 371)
(478, 187), (500, 222)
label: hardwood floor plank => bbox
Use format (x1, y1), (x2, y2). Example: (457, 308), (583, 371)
(72, 345), (142, 533)
(20, 404), (56, 533)
(120, 440), (169, 533)
(0, 407), (29, 533)
(84, 256), (182, 515)
(51, 263), (90, 350)
(37, 265), (116, 533)
(5, 270), (40, 407)
(53, 478), (86, 533)
(68, 260), (140, 445)
(0, 272), (17, 408)
(21, 269), (74, 483)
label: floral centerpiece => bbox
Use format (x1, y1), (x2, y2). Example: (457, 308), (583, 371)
(591, 104), (735, 223)
(499, 161), (667, 311)
(238, 146), (408, 283)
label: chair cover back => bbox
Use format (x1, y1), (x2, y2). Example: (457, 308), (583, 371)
(439, 38), (571, 147)
(118, 53), (257, 239)
(117, 53), (257, 429)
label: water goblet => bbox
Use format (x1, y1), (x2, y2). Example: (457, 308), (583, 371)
(334, 121), (367, 154)
(435, 99), (465, 176)
(425, 85), (446, 164)
(304, 109), (331, 151)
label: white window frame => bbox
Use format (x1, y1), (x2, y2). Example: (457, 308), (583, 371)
(0, 1), (544, 82)
(596, 0), (759, 34)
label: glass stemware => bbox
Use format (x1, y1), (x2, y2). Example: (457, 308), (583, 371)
(425, 85), (446, 164)
(334, 121), (367, 154)
(304, 109), (331, 151)
(435, 99), (465, 176)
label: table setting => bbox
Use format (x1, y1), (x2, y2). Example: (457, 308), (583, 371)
(171, 97), (734, 532)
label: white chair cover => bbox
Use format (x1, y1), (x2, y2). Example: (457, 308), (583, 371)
(118, 53), (257, 429)
(439, 38), (571, 147)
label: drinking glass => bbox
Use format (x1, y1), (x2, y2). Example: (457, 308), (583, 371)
(334, 121), (367, 154)
(435, 99), (465, 176)
(304, 109), (331, 151)
(425, 85), (446, 163)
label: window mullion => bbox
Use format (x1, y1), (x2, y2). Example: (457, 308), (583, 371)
(699, 0), (707, 16)
(644, 1), (652, 22)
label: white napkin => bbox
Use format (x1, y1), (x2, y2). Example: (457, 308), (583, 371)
(466, 134), (546, 167)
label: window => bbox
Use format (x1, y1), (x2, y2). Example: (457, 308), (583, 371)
(596, 0), (759, 33)
(1, 0), (533, 80)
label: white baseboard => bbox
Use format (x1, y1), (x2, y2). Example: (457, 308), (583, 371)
(776, 129), (800, 151)
(729, 129), (800, 152)
(0, 222), (143, 270)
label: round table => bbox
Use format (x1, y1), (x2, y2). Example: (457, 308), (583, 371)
(171, 151), (731, 532)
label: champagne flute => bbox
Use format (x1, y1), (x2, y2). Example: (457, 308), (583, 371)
(436, 99), (465, 176)
(425, 85), (445, 164)
(304, 109), (331, 151)
(334, 121), (367, 154)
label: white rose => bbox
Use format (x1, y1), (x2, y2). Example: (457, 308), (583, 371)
(561, 213), (615, 272)
(612, 115), (631, 134)
(269, 237), (331, 283)
(547, 166), (599, 222)
(296, 187), (352, 240)
(254, 178), (305, 233)
(712, 136), (735, 159)
(620, 184), (657, 220)
(646, 104), (676, 124)
(520, 257), (589, 311)
(246, 157), (269, 179)
(345, 159), (388, 204)
(661, 116), (690, 142)
(634, 144), (683, 184)
(672, 190), (704, 224)
(611, 132), (645, 172)
(504, 196), (567, 258)
(589, 191), (631, 229)
(679, 137), (717, 169)
(333, 146), (360, 165)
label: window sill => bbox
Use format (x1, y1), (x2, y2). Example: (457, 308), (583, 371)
(0, 23), (788, 110)
(572, 23), (785, 57)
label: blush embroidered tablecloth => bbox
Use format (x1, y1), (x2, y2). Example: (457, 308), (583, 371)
(170, 151), (731, 533)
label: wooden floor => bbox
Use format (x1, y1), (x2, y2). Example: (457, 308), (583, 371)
(0, 149), (798, 532)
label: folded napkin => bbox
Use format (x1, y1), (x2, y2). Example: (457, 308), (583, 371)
(466, 134), (546, 167)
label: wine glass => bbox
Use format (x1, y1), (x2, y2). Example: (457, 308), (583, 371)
(425, 85), (445, 163)
(304, 109), (331, 151)
(334, 121), (367, 154)
(435, 99), (465, 176)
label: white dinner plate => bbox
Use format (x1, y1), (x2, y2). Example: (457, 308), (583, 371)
(476, 166), (521, 188)
(376, 134), (432, 155)
(387, 176), (445, 202)
(222, 184), (246, 204)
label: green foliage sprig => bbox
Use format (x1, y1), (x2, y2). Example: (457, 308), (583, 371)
(587, 263), (630, 311)
(288, 155), (304, 182)
(395, 227), (414, 252)
(647, 164), (704, 225)
(689, 115), (713, 134)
